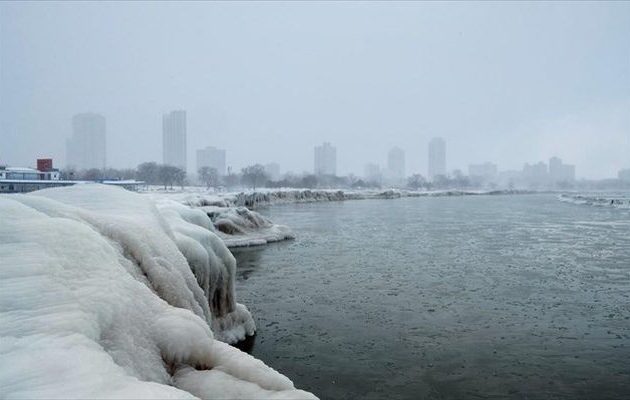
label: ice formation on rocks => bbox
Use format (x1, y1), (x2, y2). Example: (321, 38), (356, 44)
(202, 206), (294, 248)
(558, 193), (630, 209)
(0, 185), (316, 399)
(144, 188), (530, 248)
(152, 188), (530, 210)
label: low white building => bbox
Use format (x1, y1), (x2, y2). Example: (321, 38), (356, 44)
(0, 166), (60, 181)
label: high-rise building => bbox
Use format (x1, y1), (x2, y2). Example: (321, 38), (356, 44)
(364, 163), (382, 184)
(163, 110), (187, 171)
(549, 156), (575, 182)
(314, 142), (337, 176)
(523, 161), (548, 180)
(66, 113), (106, 170)
(387, 147), (405, 184)
(428, 137), (446, 179)
(196, 146), (226, 176)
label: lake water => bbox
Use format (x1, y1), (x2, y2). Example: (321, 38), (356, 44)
(232, 194), (630, 399)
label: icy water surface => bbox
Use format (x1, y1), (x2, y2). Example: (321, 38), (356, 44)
(232, 194), (630, 399)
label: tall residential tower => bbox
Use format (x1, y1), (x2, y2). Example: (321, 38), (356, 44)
(314, 142), (337, 176)
(387, 147), (405, 185)
(163, 110), (187, 171)
(196, 146), (226, 176)
(66, 113), (106, 170)
(428, 137), (446, 179)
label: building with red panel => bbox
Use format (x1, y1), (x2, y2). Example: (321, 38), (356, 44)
(37, 158), (53, 172)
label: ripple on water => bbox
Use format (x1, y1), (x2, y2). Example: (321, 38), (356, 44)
(233, 194), (630, 400)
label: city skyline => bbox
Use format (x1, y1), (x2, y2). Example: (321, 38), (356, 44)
(6, 112), (601, 182)
(1, 2), (628, 179)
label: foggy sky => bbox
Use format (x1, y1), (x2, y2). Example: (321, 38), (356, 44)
(1, 1), (628, 179)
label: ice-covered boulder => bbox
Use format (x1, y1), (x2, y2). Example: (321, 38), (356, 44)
(0, 185), (315, 399)
(201, 206), (294, 248)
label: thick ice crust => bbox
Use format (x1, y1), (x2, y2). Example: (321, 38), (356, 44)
(0, 185), (315, 399)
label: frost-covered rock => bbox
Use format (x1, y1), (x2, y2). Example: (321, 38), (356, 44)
(0, 185), (316, 399)
(202, 206), (294, 248)
(150, 187), (530, 210)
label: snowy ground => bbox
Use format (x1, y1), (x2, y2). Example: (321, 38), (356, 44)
(0, 185), (316, 399)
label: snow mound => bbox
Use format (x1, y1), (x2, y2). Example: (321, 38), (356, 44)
(202, 206), (294, 248)
(0, 185), (316, 399)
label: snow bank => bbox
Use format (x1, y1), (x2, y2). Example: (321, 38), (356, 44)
(202, 206), (294, 248)
(0, 185), (316, 399)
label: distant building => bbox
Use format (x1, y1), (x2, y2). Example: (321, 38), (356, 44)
(468, 162), (498, 178)
(36, 158), (60, 180)
(523, 162), (548, 181)
(1, 159), (64, 193)
(66, 113), (106, 170)
(364, 163), (382, 184)
(428, 137), (446, 180)
(163, 110), (187, 171)
(386, 147), (405, 185)
(549, 156), (575, 182)
(196, 146), (226, 176)
(264, 163), (281, 181)
(619, 169), (630, 182)
(37, 158), (53, 172)
(314, 142), (337, 176)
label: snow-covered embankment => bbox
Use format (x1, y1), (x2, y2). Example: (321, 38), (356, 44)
(0, 185), (315, 399)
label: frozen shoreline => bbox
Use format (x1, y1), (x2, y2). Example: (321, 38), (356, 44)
(149, 187), (533, 209)
(0, 185), (316, 399)
(144, 188), (532, 248)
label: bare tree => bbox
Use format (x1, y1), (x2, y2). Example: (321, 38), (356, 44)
(241, 164), (268, 190)
(173, 167), (186, 189)
(82, 168), (103, 181)
(137, 162), (159, 185)
(158, 165), (184, 189)
(407, 174), (427, 190)
(198, 166), (219, 189)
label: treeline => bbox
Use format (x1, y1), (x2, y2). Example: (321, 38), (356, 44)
(61, 162), (484, 191)
(61, 163), (187, 189)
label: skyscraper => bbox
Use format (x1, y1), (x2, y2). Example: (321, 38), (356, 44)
(387, 147), (405, 185)
(163, 110), (187, 171)
(428, 137), (446, 179)
(66, 113), (106, 170)
(549, 156), (575, 182)
(314, 142), (337, 176)
(196, 146), (226, 176)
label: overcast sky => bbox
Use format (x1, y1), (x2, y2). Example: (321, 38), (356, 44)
(1, 1), (628, 179)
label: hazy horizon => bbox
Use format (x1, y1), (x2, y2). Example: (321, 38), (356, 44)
(1, 2), (628, 179)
